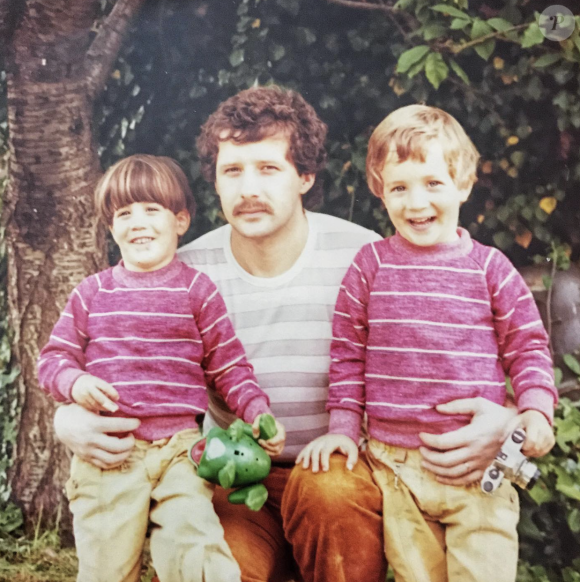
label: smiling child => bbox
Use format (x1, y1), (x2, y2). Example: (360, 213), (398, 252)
(37, 154), (285, 582)
(299, 105), (557, 582)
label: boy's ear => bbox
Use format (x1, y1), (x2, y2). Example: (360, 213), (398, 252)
(299, 173), (316, 196)
(458, 183), (473, 203)
(176, 210), (191, 235)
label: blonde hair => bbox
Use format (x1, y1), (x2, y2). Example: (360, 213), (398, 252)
(366, 105), (480, 197)
(95, 154), (195, 225)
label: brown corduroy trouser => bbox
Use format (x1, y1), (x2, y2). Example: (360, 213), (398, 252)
(213, 452), (387, 582)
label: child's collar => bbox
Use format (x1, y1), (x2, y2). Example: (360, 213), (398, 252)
(390, 227), (473, 260)
(112, 256), (183, 287)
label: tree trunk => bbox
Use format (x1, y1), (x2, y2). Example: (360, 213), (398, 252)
(2, 0), (143, 527)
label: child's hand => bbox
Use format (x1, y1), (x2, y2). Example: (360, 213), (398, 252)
(514, 410), (555, 457)
(296, 434), (359, 473)
(252, 415), (286, 457)
(71, 374), (119, 413)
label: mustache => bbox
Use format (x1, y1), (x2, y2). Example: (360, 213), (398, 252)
(233, 201), (273, 216)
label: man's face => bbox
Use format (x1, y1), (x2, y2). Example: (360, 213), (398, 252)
(214, 136), (314, 242)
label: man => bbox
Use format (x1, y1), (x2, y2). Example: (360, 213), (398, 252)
(54, 86), (515, 582)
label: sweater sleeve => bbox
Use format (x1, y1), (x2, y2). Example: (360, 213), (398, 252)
(487, 249), (558, 423)
(37, 277), (96, 402)
(190, 271), (271, 423)
(327, 243), (378, 443)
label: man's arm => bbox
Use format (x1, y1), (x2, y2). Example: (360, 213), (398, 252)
(418, 397), (517, 485)
(54, 404), (140, 469)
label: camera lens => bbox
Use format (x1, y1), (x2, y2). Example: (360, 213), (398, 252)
(527, 468), (541, 490)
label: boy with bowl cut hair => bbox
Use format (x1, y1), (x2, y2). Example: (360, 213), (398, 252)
(38, 154), (285, 582)
(96, 154), (197, 224)
(299, 104), (557, 582)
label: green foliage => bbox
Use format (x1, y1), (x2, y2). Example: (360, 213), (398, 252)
(518, 399), (580, 579)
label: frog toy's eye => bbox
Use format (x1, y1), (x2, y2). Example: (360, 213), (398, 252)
(205, 438), (227, 461)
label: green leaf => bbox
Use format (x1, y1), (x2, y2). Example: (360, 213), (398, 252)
(542, 275), (553, 290)
(397, 45), (430, 74)
(425, 53), (449, 89)
(556, 415), (580, 453)
(534, 53), (562, 68)
(450, 18), (469, 30)
(229, 49), (245, 67)
(493, 231), (514, 250)
(471, 19), (494, 39)
(407, 59), (427, 78)
(296, 27), (316, 46)
(554, 367), (563, 387)
(270, 44), (286, 61)
(430, 4), (470, 19)
(423, 24), (447, 40)
(555, 467), (580, 501)
(568, 508), (580, 533)
(521, 22), (544, 48)
(563, 354), (580, 376)
(528, 481), (554, 505)
(450, 60), (470, 84)
(487, 18), (513, 32)
(474, 39), (496, 61)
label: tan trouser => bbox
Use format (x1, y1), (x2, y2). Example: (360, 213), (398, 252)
(367, 438), (519, 582)
(65, 428), (241, 582)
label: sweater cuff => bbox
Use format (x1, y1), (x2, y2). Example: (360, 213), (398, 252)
(54, 368), (88, 402)
(517, 388), (557, 425)
(242, 397), (272, 424)
(328, 409), (362, 445)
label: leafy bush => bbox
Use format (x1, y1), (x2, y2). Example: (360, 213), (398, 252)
(518, 398), (580, 581)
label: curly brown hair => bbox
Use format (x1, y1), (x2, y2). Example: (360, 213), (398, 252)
(197, 85), (328, 208)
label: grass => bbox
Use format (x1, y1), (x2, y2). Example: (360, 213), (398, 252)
(0, 528), (156, 582)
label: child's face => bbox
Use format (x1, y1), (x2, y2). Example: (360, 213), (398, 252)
(380, 141), (470, 247)
(110, 202), (190, 272)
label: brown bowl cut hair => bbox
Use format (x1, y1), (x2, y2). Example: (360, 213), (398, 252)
(366, 105), (480, 198)
(95, 154), (196, 225)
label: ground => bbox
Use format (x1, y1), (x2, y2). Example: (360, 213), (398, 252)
(0, 529), (155, 582)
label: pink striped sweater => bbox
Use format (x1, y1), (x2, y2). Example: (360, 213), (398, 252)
(328, 229), (557, 449)
(38, 258), (271, 441)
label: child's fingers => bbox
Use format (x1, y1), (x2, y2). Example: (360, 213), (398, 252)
(340, 444), (359, 471)
(522, 428), (555, 457)
(96, 381), (119, 402)
(88, 386), (119, 413)
(320, 446), (335, 472)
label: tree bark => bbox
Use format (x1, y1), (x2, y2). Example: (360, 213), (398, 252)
(3, 0), (143, 527)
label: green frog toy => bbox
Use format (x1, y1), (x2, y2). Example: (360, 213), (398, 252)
(189, 414), (277, 511)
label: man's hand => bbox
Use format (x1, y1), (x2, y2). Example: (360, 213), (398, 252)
(253, 415), (286, 457)
(418, 397), (516, 486)
(54, 404), (140, 469)
(71, 374), (119, 413)
(296, 434), (359, 473)
(509, 410), (555, 457)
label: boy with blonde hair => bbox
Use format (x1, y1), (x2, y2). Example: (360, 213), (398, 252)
(38, 154), (285, 582)
(299, 105), (557, 582)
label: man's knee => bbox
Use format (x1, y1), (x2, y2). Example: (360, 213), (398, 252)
(283, 453), (380, 518)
